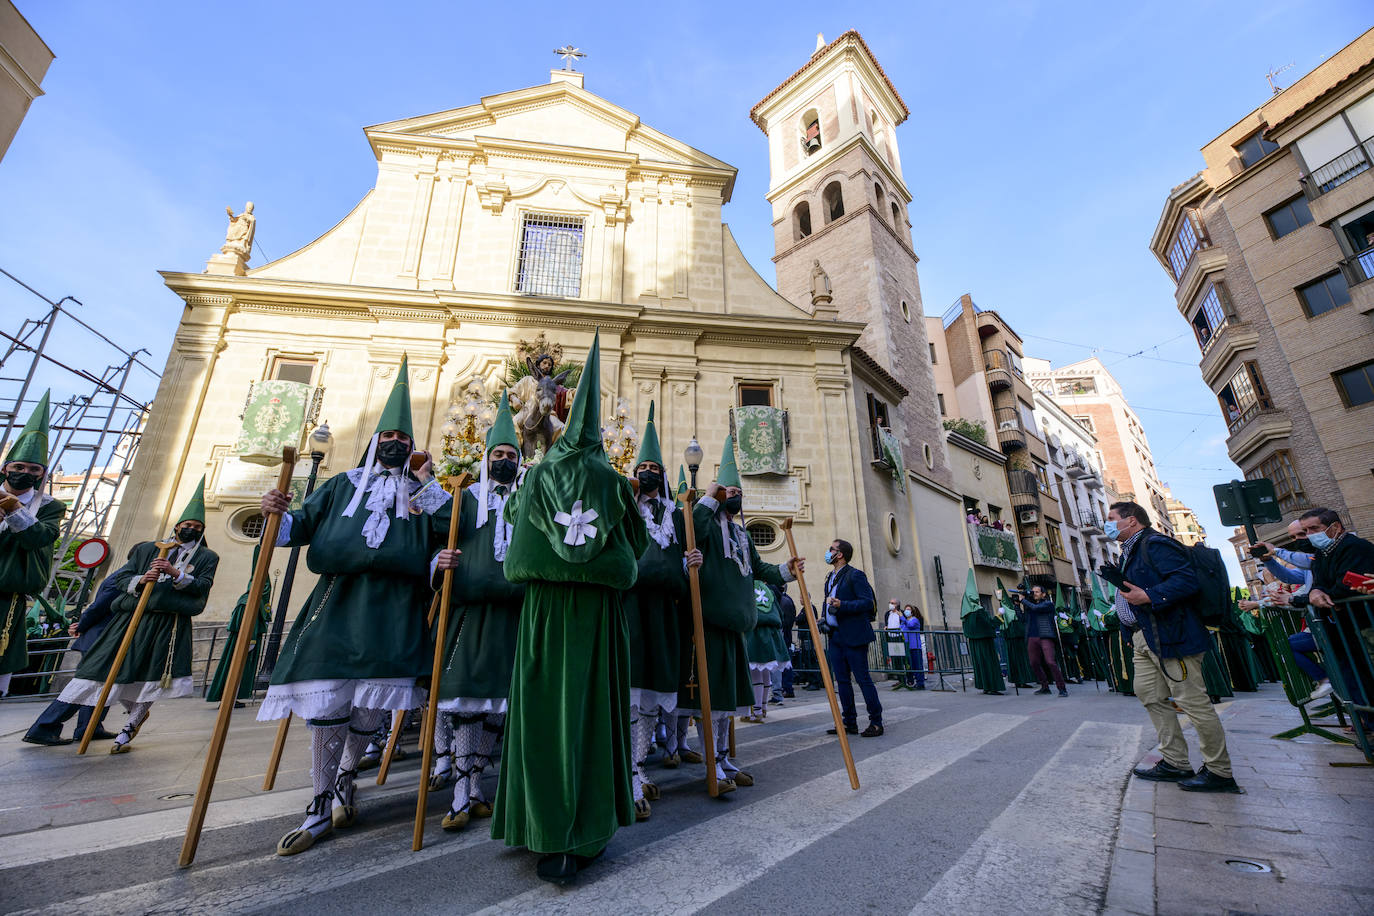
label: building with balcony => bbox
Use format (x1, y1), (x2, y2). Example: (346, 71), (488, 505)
(0, 1), (52, 162)
(929, 295), (1066, 586)
(944, 429), (1019, 627)
(1165, 487), (1207, 547)
(1023, 356), (1174, 537)
(1229, 527), (1265, 596)
(1149, 27), (1374, 547)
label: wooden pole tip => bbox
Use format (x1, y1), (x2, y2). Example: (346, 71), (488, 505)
(781, 518), (794, 531)
(282, 446), (299, 464)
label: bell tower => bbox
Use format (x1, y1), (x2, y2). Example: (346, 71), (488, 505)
(750, 31), (949, 486)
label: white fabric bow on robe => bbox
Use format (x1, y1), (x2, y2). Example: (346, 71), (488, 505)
(554, 500), (599, 546)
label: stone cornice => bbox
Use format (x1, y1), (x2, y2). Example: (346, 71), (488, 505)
(765, 131), (913, 205)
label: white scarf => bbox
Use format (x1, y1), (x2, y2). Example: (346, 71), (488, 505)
(341, 439), (411, 549)
(637, 493), (676, 549)
(469, 479), (516, 561)
(719, 511), (751, 577)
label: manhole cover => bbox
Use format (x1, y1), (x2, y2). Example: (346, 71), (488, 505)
(158, 793), (194, 800)
(1224, 859), (1271, 873)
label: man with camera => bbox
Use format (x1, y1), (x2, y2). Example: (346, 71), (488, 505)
(1105, 501), (1238, 793)
(821, 539), (883, 738)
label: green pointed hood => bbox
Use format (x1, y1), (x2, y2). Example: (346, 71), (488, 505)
(1054, 583), (1068, 611)
(1090, 574), (1113, 612)
(637, 401), (663, 469)
(487, 390), (519, 451)
(995, 576), (1016, 620)
(373, 355), (413, 439)
(717, 434), (742, 489)
(6, 389), (51, 468)
(504, 330), (636, 567)
(677, 465), (687, 497)
(177, 476), (207, 525)
(959, 568), (981, 618)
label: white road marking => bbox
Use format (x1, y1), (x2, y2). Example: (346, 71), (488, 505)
(913, 720), (1144, 915)
(474, 712), (1029, 915)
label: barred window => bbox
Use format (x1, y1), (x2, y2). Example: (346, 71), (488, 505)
(239, 513), (266, 540)
(746, 520), (777, 548)
(515, 213), (584, 298)
(1249, 450), (1307, 513)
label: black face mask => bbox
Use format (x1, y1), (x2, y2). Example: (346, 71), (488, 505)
(5, 471), (39, 491)
(376, 439), (410, 468)
(637, 470), (661, 495)
(1288, 537), (1315, 554)
(723, 495), (743, 515)
(490, 458), (519, 484)
(176, 527), (201, 543)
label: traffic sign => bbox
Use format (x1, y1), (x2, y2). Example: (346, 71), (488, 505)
(73, 537), (110, 569)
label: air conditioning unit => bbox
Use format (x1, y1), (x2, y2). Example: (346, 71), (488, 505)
(1018, 509), (1039, 525)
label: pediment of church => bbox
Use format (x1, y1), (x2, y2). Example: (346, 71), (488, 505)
(365, 79), (733, 178)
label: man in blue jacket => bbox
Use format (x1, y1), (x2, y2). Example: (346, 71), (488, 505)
(821, 539), (882, 737)
(1109, 501), (1238, 793)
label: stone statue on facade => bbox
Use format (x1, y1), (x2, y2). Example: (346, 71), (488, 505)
(222, 202), (256, 258)
(810, 259), (836, 318)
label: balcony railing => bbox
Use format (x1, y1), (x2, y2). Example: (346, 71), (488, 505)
(1224, 398), (1272, 435)
(1301, 141), (1372, 198)
(1197, 314), (1231, 358)
(1077, 510), (1105, 534)
(1008, 468), (1040, 510)
(1064, 452), (1089, 479)
(994, 406), (1025, 452)
(984, 349), (1013, 391)
(1338, 246), (1374, 288)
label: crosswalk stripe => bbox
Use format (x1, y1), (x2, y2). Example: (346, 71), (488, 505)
(472, 712), (1029, 915)
(913, 720), (1144, 915)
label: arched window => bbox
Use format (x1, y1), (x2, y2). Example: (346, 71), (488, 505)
(823, 181), (845, 222)
(801, 108), (821, 155)
(891, 201), (902, 229)
(874, 182), (886, 219)
(793, 201), (813, 240)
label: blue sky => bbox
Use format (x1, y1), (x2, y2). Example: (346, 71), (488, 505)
(3, 0), (1369, 583)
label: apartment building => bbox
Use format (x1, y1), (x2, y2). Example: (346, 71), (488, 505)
(1024, 356), (1175, 537)
(1165, 487), (1208, 547)
(1150, 27), (1374, 546)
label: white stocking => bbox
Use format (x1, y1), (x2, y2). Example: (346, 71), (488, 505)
(300, 720), (346, 835)
(715, 714), (739, 776)
(751, 671), (769, 715)
(431, 712), (453, 781)
(469, 714), (504, 804)
(695, 716), (730, 781)
(114, 700), (152, 747)
(0, 673), (11, 696)
(629, 704), (647, 800)
(337, 707), (386, 807)
(673, 713), (692, 755)
(448, 714), (483, 813)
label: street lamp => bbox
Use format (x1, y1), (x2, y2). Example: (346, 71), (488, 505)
(684, 437), (704, 490)
(257, 421), (333, 683)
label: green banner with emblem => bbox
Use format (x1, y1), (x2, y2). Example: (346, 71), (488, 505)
(233, 380), (318, 466)
(731, 406), (788, 475)
(969, 523), (1020, 571)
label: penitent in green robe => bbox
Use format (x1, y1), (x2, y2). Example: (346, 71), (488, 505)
(963, 607), (1005, 693)
(622, 499), (686, 699)
(1002, 615), (1036, 686)
(678, 499), (787, 714)
(0, 494), (65, 675)
(1105, 614), (1135, 696)
(206, 552), (270, 703)
(269, 471), (451, 685)
(76, 539), (219, 689)
(435, 487), (525, 706)
(491, 457), (648, 858)
(1200, 630), (1234, 700)
(745, 581), (790, 667)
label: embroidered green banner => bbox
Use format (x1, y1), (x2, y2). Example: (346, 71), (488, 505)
(731, 406), (788, 476)
(968, 523), (1021, 571)
(878, 427), (906, 492)
(233, 380), (318, 466)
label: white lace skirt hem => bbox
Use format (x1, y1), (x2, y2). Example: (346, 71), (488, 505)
(256, 678), (424, 722)
(629, 688), (678, 714)
(748, 661), (789, 673)
(59, 677), (194, 706)
(436, 696), (508, 715)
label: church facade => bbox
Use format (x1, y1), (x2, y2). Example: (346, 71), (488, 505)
(111, 34), (969, 622)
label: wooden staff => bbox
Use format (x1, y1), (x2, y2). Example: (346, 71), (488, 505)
(262, 715), (290, 791)
(677, 485), (718, 797)
(375, 708), (407, 786)
(780, 518), (859, 790)
(728, 716), (736, 758)
(77, 538), (179, 754)
(413, 471), (471, 851)
(179, 447), (298, 868)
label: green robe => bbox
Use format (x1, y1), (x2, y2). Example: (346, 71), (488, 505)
(491, 460), (647, 858)
(206, 563), (270, 703)
(745, 581), (790, 667)
(1200, 631), (1234, 700)
(1106, 614), (1135, 696)
(436, 488), (525, 705)
(1240, 609), (1279, 682)
(269, 471), (451, 685)
(1002, 615), (1035, 686)
(0, 493), (65, 675)
(1057, 615), (1083, 681)
(76, 540), (219, 688)
(1217, 607), (1261, 692)
(678, 500), (786, 713)
(623, 500), (686, 697)
(962, 607), (1005, 692)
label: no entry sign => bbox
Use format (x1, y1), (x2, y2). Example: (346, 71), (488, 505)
(74, 537), (110, 569)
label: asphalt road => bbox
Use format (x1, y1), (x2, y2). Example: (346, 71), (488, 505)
(0, 682), (1151, 915)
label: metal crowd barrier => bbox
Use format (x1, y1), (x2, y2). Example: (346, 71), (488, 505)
(1260, 605), (1350, 744)
(792, 628), (974, 693)
(6, 622), (232, 700)
(1306, 596), (1374, 763)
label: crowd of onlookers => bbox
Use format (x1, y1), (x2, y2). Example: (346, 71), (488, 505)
(966, 511), (1009, 531)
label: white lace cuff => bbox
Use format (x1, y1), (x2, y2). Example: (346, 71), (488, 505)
(4, 507), (36, 531)
(275, 513), (293, 546)
(410, 480), (452, 516)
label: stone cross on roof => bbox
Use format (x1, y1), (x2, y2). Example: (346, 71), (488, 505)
(554, 45), (586, 70)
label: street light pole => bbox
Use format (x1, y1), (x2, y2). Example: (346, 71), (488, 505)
(256, 422), (332, 685)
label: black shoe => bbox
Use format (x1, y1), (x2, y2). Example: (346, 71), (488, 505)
(233, 701), (246, 709)
(782, 691), (795, 698)
(22, 731), (73, 746)
(1178, 767), (1243, 793)
(913, 684), (926, 690)
(861, 723), (884, 738)
(1132, 760), (1195, 782)
(536, 853), (579, 885)
(826, 725), (860, 735)
(804, 684), (822, 691)
(1058, 689), (1069, 698)
(1034, 687), (1051, 695)
(89, 727), (118, 741)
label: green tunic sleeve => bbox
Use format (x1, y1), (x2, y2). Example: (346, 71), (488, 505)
(109, 541), (219, 617)
(0, 496), (65, 594)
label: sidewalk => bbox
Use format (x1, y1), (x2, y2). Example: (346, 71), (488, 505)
(1105, 687), (1374, 916)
